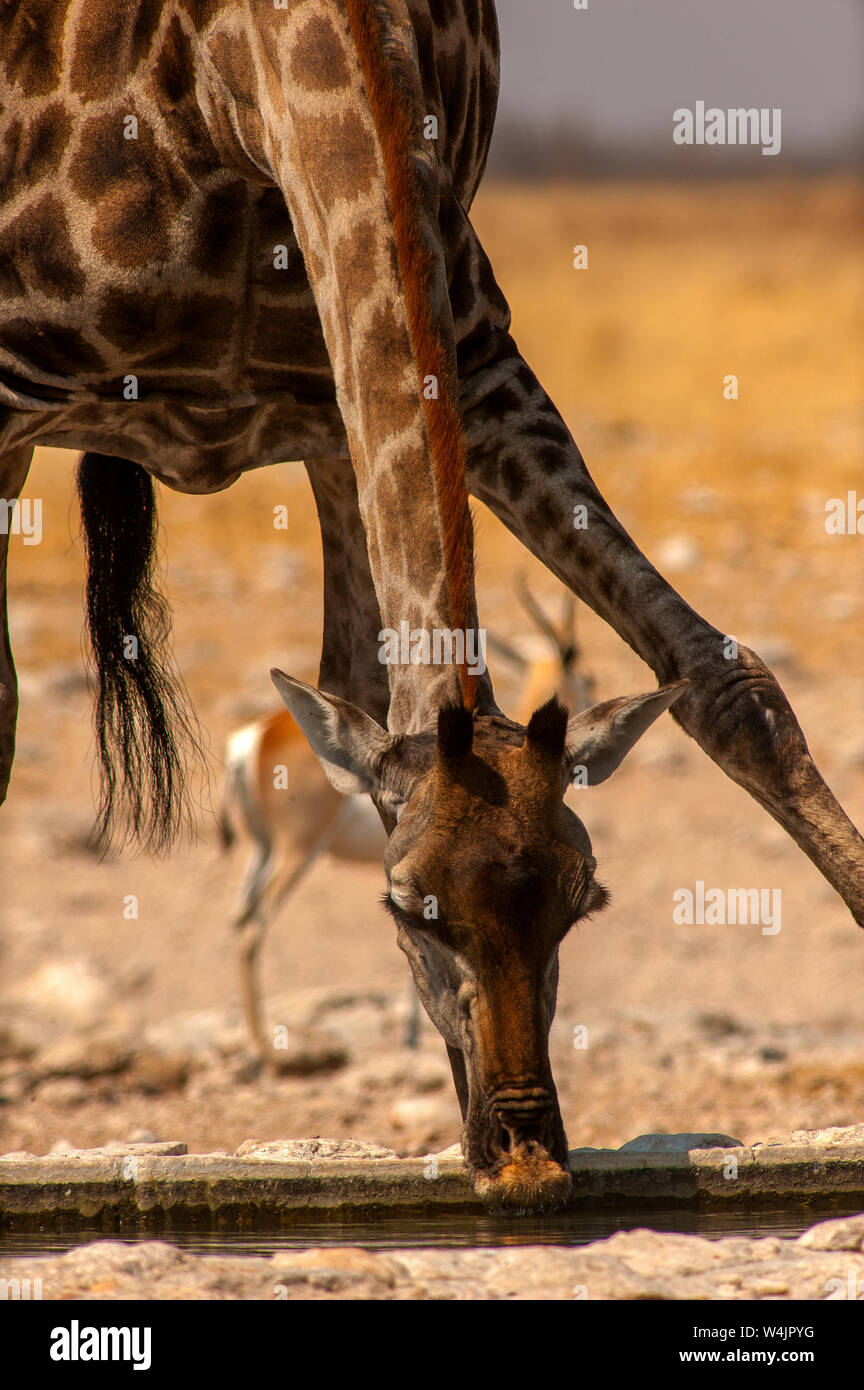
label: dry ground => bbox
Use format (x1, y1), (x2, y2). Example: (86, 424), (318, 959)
(1, 176), (863, 1161)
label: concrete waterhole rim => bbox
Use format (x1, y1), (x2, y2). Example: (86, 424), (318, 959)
(2, 1134), (864, 1237)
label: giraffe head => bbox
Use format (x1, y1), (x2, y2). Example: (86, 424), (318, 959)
(272, 669), (687, 1212)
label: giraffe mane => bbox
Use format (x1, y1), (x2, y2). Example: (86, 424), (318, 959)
(344, 0), (479, 712)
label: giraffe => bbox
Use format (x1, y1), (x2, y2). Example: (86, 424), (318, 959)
(1, 1), (862, 1208)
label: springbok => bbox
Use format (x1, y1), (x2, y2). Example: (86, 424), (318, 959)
(500, 579), (597, 725)
(219, 704), (388, 1060)
(220, 582), (595, 1060)
(2, 1), (862, 1208)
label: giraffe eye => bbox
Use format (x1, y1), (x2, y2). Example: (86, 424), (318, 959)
(577, 879), (610, 919)
(388, 878), (425, 914)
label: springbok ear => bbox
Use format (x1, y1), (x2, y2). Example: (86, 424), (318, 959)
(565, 679), (689, 785)
(270, 670), (393, 798)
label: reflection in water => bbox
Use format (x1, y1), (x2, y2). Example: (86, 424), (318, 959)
(2, 1204), (860, 1259)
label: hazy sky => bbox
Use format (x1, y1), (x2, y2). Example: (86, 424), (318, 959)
(493, 0), (863, 152)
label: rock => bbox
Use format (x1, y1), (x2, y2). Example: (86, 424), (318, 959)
(388, 1096), (458, 1137)
(34, 1141), (188, 1159)
(143, 1009), (246, 1059)
(310, 1000), (388, 1047)
(125, 1050), (190, 1095)
(31, 1076), (90, 1108)
(267, 1027), (348, 1076)
(340, 1051), (448, 1094)
(234, 1138), (398, 1161)
(34, 1031), (133, 1081)
(97, 1141), (188, 1157)
(271, 1246), (405, 1293)
(758, 1125), (864, 1149)
(618, 1132), (744, 1153)
(11, 958), (112, 1027)
(4, 1216), (863, 1299)
(0, 1073), (31, 1104)
(430, 1142), (462, 1159)
(406, 1059), (448, 1094)
(696, 1011), (748, 1040)
(0, 1245), (258, 1306)
(798, 1215), (864, 1252)
(0, 1015), (44, 1061)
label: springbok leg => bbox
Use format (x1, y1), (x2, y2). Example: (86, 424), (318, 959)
(0, 447), (33, 809)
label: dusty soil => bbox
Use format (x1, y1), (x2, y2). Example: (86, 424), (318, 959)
(2, 177), (863, 1162)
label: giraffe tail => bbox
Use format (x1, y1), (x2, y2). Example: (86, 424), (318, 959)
(76, 452), (204, 852)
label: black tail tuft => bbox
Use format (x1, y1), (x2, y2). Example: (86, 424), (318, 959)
(77, 453), (203, 852)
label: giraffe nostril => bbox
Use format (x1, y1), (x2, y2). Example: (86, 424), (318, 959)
(489, 1087), (558, 1157)
(495, 1108), (553, 1155)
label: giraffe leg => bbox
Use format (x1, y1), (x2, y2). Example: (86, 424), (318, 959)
(462, 351), (864, 925)
(304, 457), (391, 725)
(447, 1044), (469, 1123)
(438, 190), (864, 922)
(229, 6), (499, 730)
(0, 447), (33, 809)
(306, 458), (430, 1049)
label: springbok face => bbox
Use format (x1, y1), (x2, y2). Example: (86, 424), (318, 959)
(271, 669), (687, 1212)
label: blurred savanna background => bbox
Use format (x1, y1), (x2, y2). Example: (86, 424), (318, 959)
(1, 0), (862, 1161)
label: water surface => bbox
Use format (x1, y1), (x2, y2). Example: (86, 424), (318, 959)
(3, 1203), (857, 1259)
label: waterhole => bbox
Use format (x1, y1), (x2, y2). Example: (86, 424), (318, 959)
(3, 1202), (860, 1258)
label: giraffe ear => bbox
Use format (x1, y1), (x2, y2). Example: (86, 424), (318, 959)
(270, 670), (394, 798)
(564, 680), (689, 785)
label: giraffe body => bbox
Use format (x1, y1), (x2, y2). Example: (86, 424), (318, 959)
(0, 0), (496, 493)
